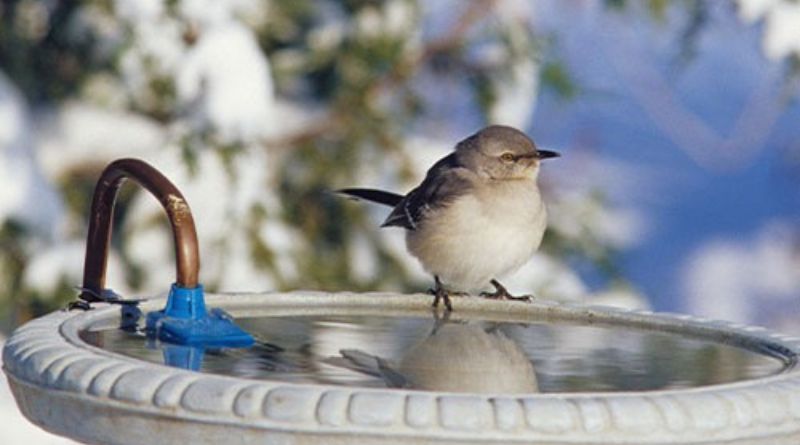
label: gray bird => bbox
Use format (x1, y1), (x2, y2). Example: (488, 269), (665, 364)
(339, 125), (559, 311)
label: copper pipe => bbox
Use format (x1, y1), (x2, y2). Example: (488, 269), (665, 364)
(79, 158), (199, 302)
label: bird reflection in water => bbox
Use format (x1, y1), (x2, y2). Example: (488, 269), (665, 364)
(325, 313), (539, 394)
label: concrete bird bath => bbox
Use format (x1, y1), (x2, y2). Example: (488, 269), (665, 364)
(4, 159), (800, 444)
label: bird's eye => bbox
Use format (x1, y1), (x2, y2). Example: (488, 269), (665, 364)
(500, 153), (515, 162)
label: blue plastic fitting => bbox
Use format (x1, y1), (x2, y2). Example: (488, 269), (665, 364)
(146, 284), (254, 347)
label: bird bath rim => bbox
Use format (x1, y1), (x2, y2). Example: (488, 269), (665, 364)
(6, 291), (800, 445)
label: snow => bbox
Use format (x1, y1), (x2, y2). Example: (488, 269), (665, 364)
(179, 0), (266, 28)
(495, 0), (537, 21)
(124, 221), (175, 290)
(0, 73), (64, 237)
(354, 6), (384, 38)
(21, 241), (131, 301)
(0, 77), (25, 147)
(383, 0), (418, 37)
(36, 102), (166, 177)
(215, 232), (275, 291)
(117, 18), (184, 106)
(402, 135), (452, 182)
(503, 253), (588, 301)
(259, 220), (300, 282)
(761, 2), (800, 59)
(489, 57), (540, 129)
(488, 0), (539, 128)
(266, 98), (328, 140)
(113, 0), (163, 23)
(349, 232), (379, 283)
(737, 0), (778, 23)
(738, 0), (800, 59)
(114, 0), (276, 143)
(176, 22), (275, 143)
(548, 192), (647, 250)
(308, 21), (346, 52)
(353, 0), (418, 39)
(545, 154), (652, 251)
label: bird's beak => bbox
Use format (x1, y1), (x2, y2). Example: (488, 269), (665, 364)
(536, 150), (560, 160)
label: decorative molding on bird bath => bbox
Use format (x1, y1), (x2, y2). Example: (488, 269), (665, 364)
(5, 158), (800, 444)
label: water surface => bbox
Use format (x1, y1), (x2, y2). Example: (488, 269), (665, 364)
(81, 314), (789, 393)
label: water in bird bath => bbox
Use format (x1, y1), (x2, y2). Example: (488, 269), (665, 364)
(80, 311), (789, 394)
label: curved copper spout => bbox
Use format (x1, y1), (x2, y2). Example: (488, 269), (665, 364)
(79, 158), (199, 302)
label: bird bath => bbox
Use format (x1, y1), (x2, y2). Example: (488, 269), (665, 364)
(5, 159), (800, 444)
(6, 293), (800, 444)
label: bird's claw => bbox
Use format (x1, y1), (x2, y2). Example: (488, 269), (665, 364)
(480, 291), (532, 302)
(431, 288), (453, 312)
(480, 279), (533, 303)
(429, 276), (454, 312)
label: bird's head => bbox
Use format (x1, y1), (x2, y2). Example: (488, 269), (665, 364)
(456, 125), (559, 180)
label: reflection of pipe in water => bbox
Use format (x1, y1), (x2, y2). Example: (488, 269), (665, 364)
(161, 344), (205, 371)
(329, 322), (539, 394)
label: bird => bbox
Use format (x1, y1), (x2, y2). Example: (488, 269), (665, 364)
(339, 125), (559, 311)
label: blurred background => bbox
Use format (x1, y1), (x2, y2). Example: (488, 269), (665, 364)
(1, 0), (799, 442)
(1, 0), (799, 333)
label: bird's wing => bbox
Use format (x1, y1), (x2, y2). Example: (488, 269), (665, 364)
(382, 153), (474, 230)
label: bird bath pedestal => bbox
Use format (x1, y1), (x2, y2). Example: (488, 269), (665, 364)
(4, 159), (800, 444)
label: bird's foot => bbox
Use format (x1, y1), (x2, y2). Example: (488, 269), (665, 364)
(429, 286), (453, 312)
(480, 279), (533, 302)
(428, 276), (466, 312)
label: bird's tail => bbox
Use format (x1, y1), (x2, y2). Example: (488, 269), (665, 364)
(324, 349), (410, 388)
(337, 188), (403, 207)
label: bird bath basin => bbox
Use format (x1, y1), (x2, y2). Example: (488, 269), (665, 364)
(6, 293), (800, 444)
(5, 159), (800, 444)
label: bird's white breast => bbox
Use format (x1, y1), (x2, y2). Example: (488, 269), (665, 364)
(406, 178), (547, 291)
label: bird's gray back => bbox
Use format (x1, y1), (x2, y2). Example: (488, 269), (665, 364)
(382, 153), (475, 230)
